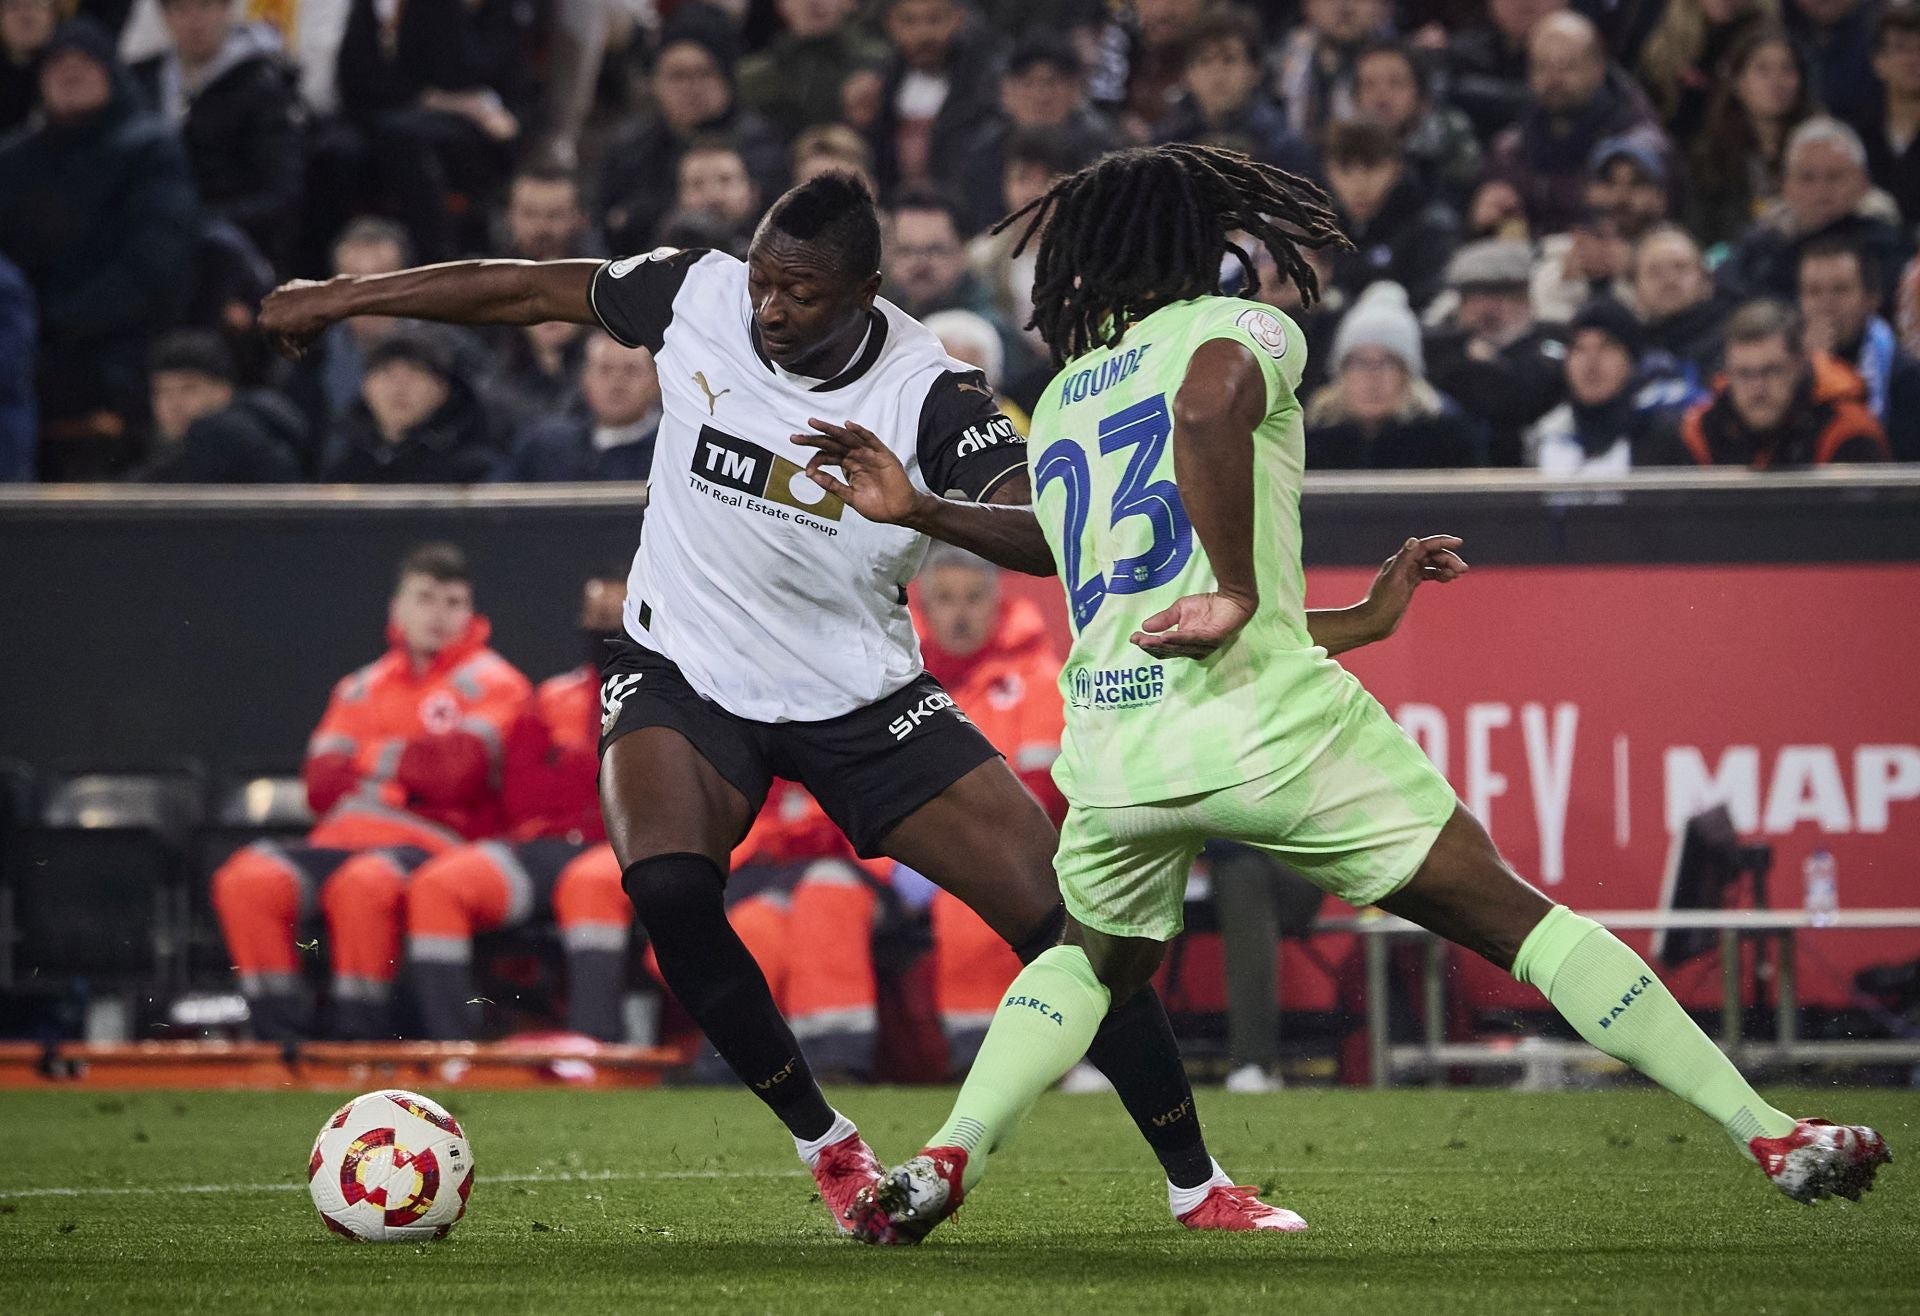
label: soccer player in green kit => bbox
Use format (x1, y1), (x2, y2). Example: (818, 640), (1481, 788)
(796, 144), (1891, 1245)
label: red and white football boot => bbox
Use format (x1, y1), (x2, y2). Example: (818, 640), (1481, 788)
(810, 1130), (885, 1235)
(1749, 1118), (1891, 1204)
(1176, 1183), (1309, 1233)
(845, 1146), (969, 1245)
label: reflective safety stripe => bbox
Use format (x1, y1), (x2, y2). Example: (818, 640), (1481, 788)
(939, 1009), (998, 1032)
(789, 1006), (877, 1040)
(560, 923), (628, 953)
(307, 733), (358, 759)
(331, 974), (392, 1002)
(478, 841), (536, 926)
(323, 796), (464, 849)
(449, 654), (499, 701)
(408, 934), (472, 964)
(367, 740), (404, 784)
(238, 970), (303, 997)
(459, 716), (506, 788)
(1015, 742), (1060, 771)
(797, 860), (863, 887)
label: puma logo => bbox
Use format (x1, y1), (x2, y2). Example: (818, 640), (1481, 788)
(956, 381), (995, 399)
(693, 371), (731, 415)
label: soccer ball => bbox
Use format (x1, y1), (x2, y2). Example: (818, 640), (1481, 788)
(307, 1089), (474, 1242)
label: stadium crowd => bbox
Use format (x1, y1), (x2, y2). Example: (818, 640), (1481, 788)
(2, 0), (1919, 483)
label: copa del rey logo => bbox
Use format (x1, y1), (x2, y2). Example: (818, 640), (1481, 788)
(1386, 700), (1920, 885)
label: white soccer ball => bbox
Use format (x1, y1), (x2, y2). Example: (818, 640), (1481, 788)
(307, 1089), (474, 1242)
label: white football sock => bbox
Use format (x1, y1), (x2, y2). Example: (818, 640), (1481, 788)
(1166, 1158), (1231, 1217)
(793, 1109), (859, 1168)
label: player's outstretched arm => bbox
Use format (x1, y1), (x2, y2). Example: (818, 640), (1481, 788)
(795, 419), (1058, 576)
(1306, 535), (1469, 656)
(258, 259), (603, 358)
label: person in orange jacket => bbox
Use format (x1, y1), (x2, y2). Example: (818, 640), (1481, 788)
(912, 545), (1066, 1068)
(403, 573), (635, 1041)
(211, 543), (530, 1040)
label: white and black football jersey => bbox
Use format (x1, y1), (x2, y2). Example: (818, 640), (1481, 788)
(589, 247), (1027, 723)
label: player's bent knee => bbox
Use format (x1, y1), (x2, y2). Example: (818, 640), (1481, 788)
(619, 852), (725, 934)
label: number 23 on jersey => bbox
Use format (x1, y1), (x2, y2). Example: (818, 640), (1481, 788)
(1035, 393), (1193, 632)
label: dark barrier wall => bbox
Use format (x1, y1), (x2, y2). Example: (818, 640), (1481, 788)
(2, 473), (1917, 778)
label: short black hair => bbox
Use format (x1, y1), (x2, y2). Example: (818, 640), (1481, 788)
(1877, 0), (1920, 48)
(1005, 124), (1100, 177)
(150, 331), (236, 384)
(1324, 118), (1402, 169)
(1800, 235), (1881, 293)
(1008, 32), (1083, 79)
(397, 543), (469, 589)
(511, 160), (579, 191)
(1182, 4), (1264, 67)
(889, 188), (966, 237)
(334, 216), (413, 264)
(762, 172), (882, 278)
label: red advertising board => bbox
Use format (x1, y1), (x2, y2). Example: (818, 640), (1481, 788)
(999, 564), (1920, 1011)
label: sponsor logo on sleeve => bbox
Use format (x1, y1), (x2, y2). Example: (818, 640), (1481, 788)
(954, 413), (1019, 458)
(1234, 308), (1289, 360)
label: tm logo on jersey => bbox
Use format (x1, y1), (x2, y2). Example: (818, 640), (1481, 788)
(1066, 663), (1167, 710)
(688, 425), (844, 536)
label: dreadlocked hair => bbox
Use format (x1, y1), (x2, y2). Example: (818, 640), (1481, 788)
(992, 143), (1353, 365)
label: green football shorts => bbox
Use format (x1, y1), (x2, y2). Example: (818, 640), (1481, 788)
(1054, 689), (1458, 941)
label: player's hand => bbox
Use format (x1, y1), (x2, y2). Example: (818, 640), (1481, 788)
(1362, 535), (1468, 639)
(259, 278), (348, 359)
(793, 418), (929, 526)
(1131, 592), (1256, 661)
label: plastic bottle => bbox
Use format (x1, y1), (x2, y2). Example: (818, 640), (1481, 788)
(1802, 846), (1838, 928)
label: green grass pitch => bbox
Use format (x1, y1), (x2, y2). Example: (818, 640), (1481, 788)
(1, 1085), (1913, 1314)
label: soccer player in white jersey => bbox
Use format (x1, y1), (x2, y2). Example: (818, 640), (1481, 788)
(259, 174), (1459, 1235)
(786, 146), (1892, 1244)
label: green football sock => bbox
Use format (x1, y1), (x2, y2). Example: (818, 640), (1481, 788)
(1513, 905), (1797, 1149)
(929, 945), (1112, 1192)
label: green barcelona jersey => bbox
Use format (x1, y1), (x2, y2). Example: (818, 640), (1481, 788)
(1028, 295), (1364, 807)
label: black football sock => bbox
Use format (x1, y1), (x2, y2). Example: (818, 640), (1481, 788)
(1011, 905), (1213, 1189)
(622, 853), (835, 1140)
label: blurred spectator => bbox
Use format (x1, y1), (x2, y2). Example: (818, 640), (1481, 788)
(1674, 298), (1890, 464)
(406, 574), (632, 1042)
(1797, 237), (1920, 458)
(498, 162), (596, 263)
(952, 34), (1118, 235)
(332, 0), (528, 261)
(1851, 2), (1920, 227)
(536, 0), (615, 172)
(493, 332), (661, 481)
(1321, 117), (1459, 312)
(1105, 0), (1205, 139)
(923, 308), (1029, 432)
(120, 0), (353, 115)
(1722, 116), (1913, 302)
(736, 0), (887, 139)
(130, 329), (304, 481)
(863, 0), (1004, 197)
(792, 121), (879, 193)
(1446, 0), (1568, 138)
(1237, 234), (1346, 398)
(320, 329), (495, 482)
(911, 546), (1064, 1065)
(131, 0), (302, 269)
(1275, 0), (1391, 140)
(599, 4), (786, 256)
(1354, 37), (1483, 205)
(1306, 281), (1485, 468)
(1480, 10), (1669, 236)
(1634, 224), (1739, 381)
(0, 251), (32, 481)
(1156, 5), (1310, 172)
(1425, 238), (1568, 464)
(660, 135), (763, 254)
(1636, 0), (1777, 143)
(479, 320), (587, 444)
(884, 190), (1030, 380)
(1785, 0), (1884, 125)
(1532, 135), (1672, 323)
(287, 217), (411, 444)
(1523, 296), (1694, 473)
(0, 19), (200, 480)
(1686, 24), (1814, 248)
(1210, 843), (1325, 1094)
(966, 125), (1097, 377)
(1, 0), (57, 134)
(211, 542), (530, 1039)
